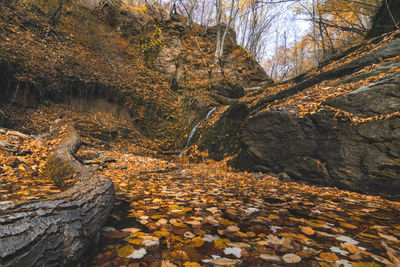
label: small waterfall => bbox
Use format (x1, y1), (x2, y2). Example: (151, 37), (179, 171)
(178, 107), (217, 158)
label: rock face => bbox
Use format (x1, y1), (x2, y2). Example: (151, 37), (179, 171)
(236, 74), (400, 200)
(202, 36), (400, 200)
(150, 13), (272, 106)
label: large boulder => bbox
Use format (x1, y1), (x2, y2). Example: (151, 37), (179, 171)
(234, 71), (400, 200)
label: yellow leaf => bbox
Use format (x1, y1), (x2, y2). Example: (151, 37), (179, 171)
(190, 237), (204, 248)
(320, 252), (338, 262)
(219, 218), (234, 225)
(340, 222), (357, 229)
(126, 238), (142, 245)
(18, 165), (26, 171)
(279, 232), (309, 241)
(184, 263), (201, 267)
(300, 226), (315, 235)
(235, 231), (248, 237)
(344, 244), (362, 254)
(360, 233), (379, 239)
(289, 217), (302, 222)
(117, 245), (134, 258)
(194, 229), (206, 236)
(154, 231), (170, 237)
(151, 214), (166, 219)
(214, 238), (230, 249)
(268, 214), (279, 220)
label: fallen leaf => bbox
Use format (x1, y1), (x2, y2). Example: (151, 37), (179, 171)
(344, 244), (363, 254)
(212, 257), (241, 266)
(117, 245), (135, 258)
(122, 227), (141, 233)
(320, 252), (338, 262)
(282, 253), (301, 263)
(127, 248), (147, 259)
(268, 214), (279, 220)
(190, 237), (204, 248)
(227, 225), (240, 232)
(259, 254), (281, 262)
(214, 238), (230, 249)
(224, 247), (242, 258)
(300, 226), (315, 235)
(183, 262), (201, 267)
(378, 233), (398, 242)
(184, 232), (196, 239)
(161, 260), (177, 267)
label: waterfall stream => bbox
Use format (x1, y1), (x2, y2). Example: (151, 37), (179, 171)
(178, 107), (217, 158)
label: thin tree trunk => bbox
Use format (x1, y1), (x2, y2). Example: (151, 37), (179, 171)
(215, 0), (222, 63)
(50, 0), (66, 24)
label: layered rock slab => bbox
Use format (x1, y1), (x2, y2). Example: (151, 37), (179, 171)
(235, 71), (400, 200)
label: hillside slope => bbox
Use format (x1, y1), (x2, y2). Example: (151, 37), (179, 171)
(0, 1), (271, 151)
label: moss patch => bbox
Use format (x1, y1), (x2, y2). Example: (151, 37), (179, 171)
(44, 154), (75, 189)
(198, 102), (249, 160)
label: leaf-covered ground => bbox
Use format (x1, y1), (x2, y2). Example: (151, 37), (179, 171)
(2, 105), (400, 266)
(80, 146), (400, 266)
(0, 127), (62, 202)
(3, 110), (395, 266)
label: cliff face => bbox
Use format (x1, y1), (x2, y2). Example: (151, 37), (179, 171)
(199, 31), (400, 200)
(0, 1), (271, 150)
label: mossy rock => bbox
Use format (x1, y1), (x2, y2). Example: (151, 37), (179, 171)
(198, 102), (249, 160)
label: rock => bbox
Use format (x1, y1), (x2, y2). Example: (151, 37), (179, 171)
(120, 165), (127, 170)
(153, 36), (182, 75)
(205, 38), (400, 200)
(327, 71), (400, 117)
(233, 72), (400, 199)
(277, 172), (291, 182)
(208, 79), (245, 99)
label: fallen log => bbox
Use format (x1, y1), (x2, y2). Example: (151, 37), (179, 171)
(0, 124), (114, 266)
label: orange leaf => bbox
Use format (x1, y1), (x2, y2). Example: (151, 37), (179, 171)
(320, 252), (338, 262)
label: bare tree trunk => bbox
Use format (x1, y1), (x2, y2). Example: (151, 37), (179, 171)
(214, 0), (222, 63)
(50, 0), (66, 24)
(0, 124), (114, 267)
(215, 0), (237, 64)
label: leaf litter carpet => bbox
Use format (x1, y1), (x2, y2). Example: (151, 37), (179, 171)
(84, 149), (400, 267)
